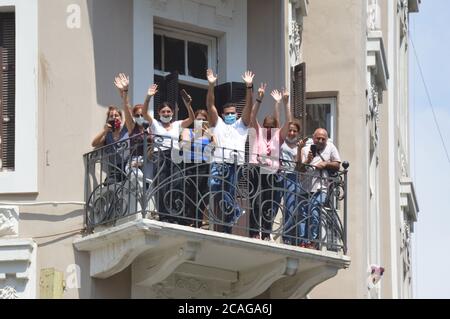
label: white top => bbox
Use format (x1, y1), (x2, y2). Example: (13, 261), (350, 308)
(280, 142), (298, 172)
(211, 117), (249, 164)
(301, 142), (341, 192)
(150, 120), (183, 150)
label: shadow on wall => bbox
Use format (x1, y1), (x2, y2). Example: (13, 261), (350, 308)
(74, 250), (132, 299)
(86, 0), (134, 108)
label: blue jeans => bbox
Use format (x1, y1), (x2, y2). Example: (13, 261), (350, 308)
(306, 191), (327, 243)
(282, 173), (308, 245)
(209, 163), (243, 234)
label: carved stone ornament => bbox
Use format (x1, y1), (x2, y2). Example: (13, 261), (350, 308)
(401, 223), (411, 274)
(289, 21), (303, 67)
(0, 286), (18, 299)
(367, 0), (380, 31)
(0, 207), (19, 237)
(397, 0), (409, 37)
(368, 83), (380, 144)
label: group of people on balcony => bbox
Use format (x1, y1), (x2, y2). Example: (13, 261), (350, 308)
(91, 69), (342, 249)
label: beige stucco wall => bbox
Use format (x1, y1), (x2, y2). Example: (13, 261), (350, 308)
(0, 0), (134, 298)
(378, 0), (413, 299)
(378, 0), (395, 299)
(302, 0), (369, 298)
(247, 0), (285, 123)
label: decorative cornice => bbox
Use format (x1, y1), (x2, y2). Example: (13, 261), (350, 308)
(367, 31), (389, 90)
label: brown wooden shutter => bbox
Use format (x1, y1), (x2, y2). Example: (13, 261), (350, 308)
(0, 12), (15, 171)
(164, 71), (179, 120)
(153, 72), (179, 120)
(292, 62), (306, 135)
(215, 82), (249, 195)
(153, 74), (164, 120)
(214, 82), (246, 115)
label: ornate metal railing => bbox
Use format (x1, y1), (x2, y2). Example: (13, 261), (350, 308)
(84, 132), (349, 253)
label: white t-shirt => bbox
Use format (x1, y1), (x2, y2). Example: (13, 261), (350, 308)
(301, 142), (341, 192)
(280, 142), (298, 172)
(211, 117), (249, 164)
(150, 120), (183, 150)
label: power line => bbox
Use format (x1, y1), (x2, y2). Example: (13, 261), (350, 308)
(410, 37), (450, 163)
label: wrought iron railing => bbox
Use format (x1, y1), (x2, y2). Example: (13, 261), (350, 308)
(84, 132), (349, 253)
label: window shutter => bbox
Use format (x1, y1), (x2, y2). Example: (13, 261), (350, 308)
(214, 82), (246, 115)
(153, 72), (179, 120)
(215, 82), (249, 195)
(153, 74), (164, 120)
(292, 62), (306, 135)
(0, 12), (15, 171)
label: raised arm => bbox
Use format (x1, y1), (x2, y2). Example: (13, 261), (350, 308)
(206, 69), (219, 127)
(180, 90), (195, 128)
(241, 70), (255, 127)
(250, 83), (266, 128)
(114, 73), (135, 135)
(270, 89), (283, 130)
(279, 88), (292, 141)
(143, 84), (158, 126)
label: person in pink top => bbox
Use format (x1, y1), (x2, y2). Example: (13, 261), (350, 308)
(248, 85), (292, 240)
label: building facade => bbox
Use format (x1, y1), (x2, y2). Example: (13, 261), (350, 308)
(0, 0), (418, 299)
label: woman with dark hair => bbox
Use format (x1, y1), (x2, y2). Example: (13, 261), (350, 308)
(91, 105), (129, 183)
(180, 108), (216, 227)
(139, 85), (195, 222)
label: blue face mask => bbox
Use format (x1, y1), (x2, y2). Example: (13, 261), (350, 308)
(224, 114), (237, 125)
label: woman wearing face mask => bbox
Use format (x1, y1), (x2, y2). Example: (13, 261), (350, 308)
(140, 87), (195, 222)
(114, 74), (155, 183)
(279, 120), (308, 246)
(180, 109), (216, 227)
(247, 86), (292, 240)
(91, 105), (129, 183)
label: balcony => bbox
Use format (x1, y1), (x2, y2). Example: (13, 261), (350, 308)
(74, 132), (350, 298)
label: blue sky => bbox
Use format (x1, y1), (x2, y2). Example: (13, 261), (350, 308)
(409, 0), (450, 299)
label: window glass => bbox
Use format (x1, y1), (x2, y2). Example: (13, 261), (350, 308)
(164, 36), (185, 75)
(188, 41), (208, 79)
(305, 101), (333, 140)
(154, 34), (162, 71)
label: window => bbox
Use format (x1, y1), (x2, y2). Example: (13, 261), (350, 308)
(153, 26), (217, 119)
(0, 1), (38, 193)
(0, 12), (15, 171)
(304, 97), (337, 142)
(154, 26), (216, 83)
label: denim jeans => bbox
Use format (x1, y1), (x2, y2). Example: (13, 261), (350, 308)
(282, 172), (309, 245)
(306, 191), (327, 243)
(209, 163), (243, 234)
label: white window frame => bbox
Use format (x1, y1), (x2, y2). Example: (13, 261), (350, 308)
(154, 25), (217, 88)
(305, 97), (337, 142)
(0, 0), (38, 194)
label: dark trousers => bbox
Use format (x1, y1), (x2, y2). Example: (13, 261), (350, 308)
(249, 171), (283, 239)
(153, 149), (183, 223)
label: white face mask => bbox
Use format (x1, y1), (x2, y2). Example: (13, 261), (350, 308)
(194, 120), (204, 128)
(160, 115), (172, 124)
(285, 136), (299, 144)
(135, 116), (145, 126)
